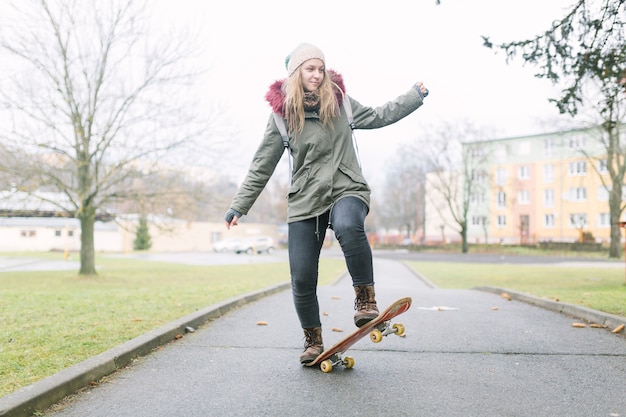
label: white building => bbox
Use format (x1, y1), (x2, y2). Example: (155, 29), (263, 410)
(0, 191), (280, 253)
(0, 217), (120, 252)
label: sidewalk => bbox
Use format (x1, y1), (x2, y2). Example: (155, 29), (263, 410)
(2, 257), (626, 417)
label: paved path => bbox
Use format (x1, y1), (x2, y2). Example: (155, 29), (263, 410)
(38, 256), (626, 417)
(0, 256), (79, 272)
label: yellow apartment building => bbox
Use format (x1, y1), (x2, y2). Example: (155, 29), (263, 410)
(465, 125), (623, 245)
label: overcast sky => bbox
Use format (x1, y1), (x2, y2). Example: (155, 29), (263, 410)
(154, 0), (578, 185)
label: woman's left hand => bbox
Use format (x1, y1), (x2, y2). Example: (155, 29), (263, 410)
(416, 81), (429, 97)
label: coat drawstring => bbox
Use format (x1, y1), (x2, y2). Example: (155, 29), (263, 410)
(315, 216), (320, 241)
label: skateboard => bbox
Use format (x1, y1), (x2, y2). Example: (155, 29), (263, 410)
(305, 297), (412, 373)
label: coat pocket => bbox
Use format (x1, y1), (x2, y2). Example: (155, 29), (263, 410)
(288, 169), (310, 197)
(338, 163), (368, 187)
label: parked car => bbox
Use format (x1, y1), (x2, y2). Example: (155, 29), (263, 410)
(212, 238), (242, 253)
(233, 236), (275, 255)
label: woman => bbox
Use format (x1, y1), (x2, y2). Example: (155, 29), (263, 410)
(225, 43), (428, 364)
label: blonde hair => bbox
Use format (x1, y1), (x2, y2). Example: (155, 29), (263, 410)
(283, 69), (340, 136)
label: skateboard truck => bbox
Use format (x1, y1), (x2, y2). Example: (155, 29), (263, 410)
(370, 321), (406, 343)
(320, 353), (356, 373)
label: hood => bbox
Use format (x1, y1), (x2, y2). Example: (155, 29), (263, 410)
(265, 70), (346, 116)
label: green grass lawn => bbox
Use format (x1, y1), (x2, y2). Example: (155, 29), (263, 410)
(2, 250), (624, 399)
(406, 261), (626, 317)
(0, 254), (347, 397)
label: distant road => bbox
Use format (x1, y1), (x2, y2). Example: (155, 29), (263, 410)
(372, 248), (624, 267)
(0, 248), (622, 272)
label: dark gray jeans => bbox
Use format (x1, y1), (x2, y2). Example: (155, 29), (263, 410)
(288, 196), (374, 329)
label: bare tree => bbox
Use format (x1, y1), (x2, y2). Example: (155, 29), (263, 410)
(420, 122), (492, 253)
(0, 0), (221, 274)
(483, 0), (626, 258)
(242, 175), (289, 225)
(378, 147), (429, 243)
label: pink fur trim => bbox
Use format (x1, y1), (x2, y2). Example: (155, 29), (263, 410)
(265, 70), (346, 116)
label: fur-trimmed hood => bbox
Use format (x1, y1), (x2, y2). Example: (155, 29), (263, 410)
(265, 70), (346, 116)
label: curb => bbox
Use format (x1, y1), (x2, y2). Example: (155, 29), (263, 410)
(0, 282), (291, 417)
(475, 286), (626, 332)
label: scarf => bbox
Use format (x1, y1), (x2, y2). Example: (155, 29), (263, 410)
(303, 90), (320, 112)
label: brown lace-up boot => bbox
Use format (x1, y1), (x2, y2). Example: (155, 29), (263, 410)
(354, 285), (379, 327)
(300, 327), (323, 364)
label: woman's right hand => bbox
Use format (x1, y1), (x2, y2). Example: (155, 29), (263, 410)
(225, 208), (242, 229)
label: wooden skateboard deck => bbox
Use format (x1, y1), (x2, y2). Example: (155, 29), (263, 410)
(305, 297), (412, 372)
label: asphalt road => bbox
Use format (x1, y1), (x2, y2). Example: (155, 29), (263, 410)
(32, 252), (626, 417)
(1, 247), (622, 272)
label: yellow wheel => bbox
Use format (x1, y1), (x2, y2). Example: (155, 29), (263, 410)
(392, 323), (405, 336)
(370, 329), (383, 343)
(320, 360), (333, 373)
(343, 356), (355, 369)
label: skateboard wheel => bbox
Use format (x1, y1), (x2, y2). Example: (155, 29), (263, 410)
(370, 329), (383, 343)
(392, 323), (405, 336)
(320, 360), (333, 373)
(343, 356), (355, 369)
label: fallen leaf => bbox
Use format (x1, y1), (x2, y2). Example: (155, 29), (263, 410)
(256, 321), (269, 326)
(612, 324), (625, 334)
(175, 334), (183, 339)
(571, 323), (586, 328)
(331, 296), (341, 300)
(491, 306), (499, 311)
(131, 318), (142, 322)
(590, 324), (606, 329)
(501, 292), (512, 301)
(332, 327), (344, 332)
(322, 311), (329, 316)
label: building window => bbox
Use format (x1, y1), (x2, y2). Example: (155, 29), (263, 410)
(597, 186), (609, 201)
(543, 164), (554, 183)
(569, 213), (588, 228)
(496, 215), (506, 228)
(471, 216), (487, 227)
(470, 193), (486, 205)
(55, 230), (62, 237)
(469, 146), (484, 158)
(544, 214), (556, 227)
(496, 191), (506, 208)
(598, 213), (610, 228)
(68, 230), (74, 237)
(518, 190), (530, 204)
(543, 189), (554, 208)
(472, 169), (487, 183)
(544, 139), (555, 157)
(568, 161), (587, 175)
(518, 165), (530, 180)
(495, 168), (507, 186)
(598, 159), (608, 174)
(569, 136), (586, 149)
(20, 230), (36, 238)
(569, 187), (587, 202)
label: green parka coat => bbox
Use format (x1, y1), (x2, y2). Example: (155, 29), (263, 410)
(230, 71), (425, 223)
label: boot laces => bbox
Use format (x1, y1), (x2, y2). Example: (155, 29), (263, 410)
(354, 286), (376, 311)
(303, 329), (321, 348)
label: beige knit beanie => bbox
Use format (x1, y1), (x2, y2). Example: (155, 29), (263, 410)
(285, 43), (325, 76)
